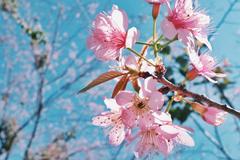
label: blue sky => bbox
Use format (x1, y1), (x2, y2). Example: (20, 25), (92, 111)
(0, 0), (240, 160)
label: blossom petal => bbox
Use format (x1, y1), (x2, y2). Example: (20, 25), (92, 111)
(139, 77), (157, 98)
(148, 91), (164, 110)
(203, 75), (218, 83)
(187, 46), (203, 71)
(124, 55), (138, 71)
(183, 0), (193, 12)
(145, 77), (158, 92)
(115, 91), (134, 106)
(135, 143), (152, 158)
(139, 112), (154, 129)
(195, 32), (212, 50)
(140, 59), (156, 74)
(109, 122), (125, 145)
(203, 107), (227, 126)
(177, 28), (194, 46)
(92, 114), (113, 127)
(121, 108), (136, 128)
(174, 131), (195, 147)
(104, 98), (121, 112)
(156, 137), (174, 156)
(161, 19), (177, 40)
(157, 125), (179, 139)
(125, 27), (139, 48)
(111, 5), (128, 32)
(93, 44), (120, 61)
(153, 112), (172, 125)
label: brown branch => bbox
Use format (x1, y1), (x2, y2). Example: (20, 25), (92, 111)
(159, 76), (240, 118)
(140, 72), (240, 119)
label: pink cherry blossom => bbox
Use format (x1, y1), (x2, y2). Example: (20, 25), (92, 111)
(135, 112), (194, 157)
(161, 0), (212, 49)
(87, 5), (139, 61)
(92, 98), (128, 145)
(115, 77), (164, 127)
(154, 112), (195, 148)
(191, 102), (227, 126)
(135, 126), (174, 158)
(202, 107), (227, 126)
(188, 47), (226, 83)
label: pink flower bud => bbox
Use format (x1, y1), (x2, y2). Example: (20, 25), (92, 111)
(145, 0), (169, 4)
(186, 68), (198, 81)
(191, 102), (227, 126)
(202, 107), (227, 126)
(146, 0), (170, 19)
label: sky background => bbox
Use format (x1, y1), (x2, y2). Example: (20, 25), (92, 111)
(0, 0), (240, 160)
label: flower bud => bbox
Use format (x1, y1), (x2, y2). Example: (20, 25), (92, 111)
(152, 3), (160, 19)
(190, 102), (227, 126)
(146, 0), (169, 19)
(186, 68), (198, 81)
(190, 102), (206, 115)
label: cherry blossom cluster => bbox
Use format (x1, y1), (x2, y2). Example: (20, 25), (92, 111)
(83, 0), (228, 158)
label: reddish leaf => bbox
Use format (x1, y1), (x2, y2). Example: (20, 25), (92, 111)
(131, 78), (140, 92)
(78, 71), (126, 93)
(112, 75), (129, 98)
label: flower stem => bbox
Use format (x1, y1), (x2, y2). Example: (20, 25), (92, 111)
(165, 96), (174, 113)
(136, 41), (152, 46)
(153, 19), (157, 42)
(155, 35), (164, 44)
(127, 48), (155, 67)
(158, 37), (176, 51)
(153, 19), (158, 57)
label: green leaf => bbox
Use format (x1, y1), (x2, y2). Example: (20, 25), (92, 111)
(159, 45), (171, 55)
(78, 71), (126, 93)
(176, 55), (188, 68)
(170, 103), (192, 124)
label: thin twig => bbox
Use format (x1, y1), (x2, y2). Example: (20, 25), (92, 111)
(191, 115), (233, 160)
(209, 0), (239, 41)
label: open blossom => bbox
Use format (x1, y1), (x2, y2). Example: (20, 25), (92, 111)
(191, 102), (227, 126)
(135, 112), (194, 157)
(87, 5), (139, 61)
(92, 98), (129, 145)
(115, 77), (164, 127)
(187, 47), (226, 83)
(161, 0), (212, 49)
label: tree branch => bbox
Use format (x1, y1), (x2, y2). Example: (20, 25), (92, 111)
(140, 73), (240, 118)
(209, 0), (239, 41)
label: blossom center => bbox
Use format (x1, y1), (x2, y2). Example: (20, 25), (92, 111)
(132, 95), (150, 116)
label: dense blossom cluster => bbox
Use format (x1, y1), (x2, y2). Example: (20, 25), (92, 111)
(84, 0), (228, 158)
